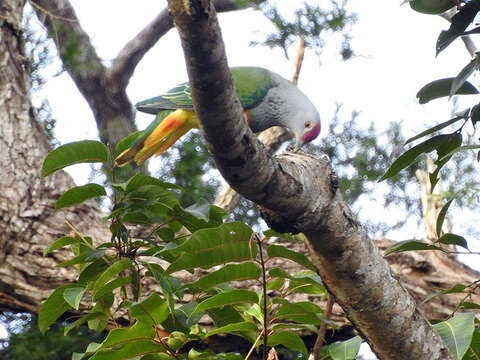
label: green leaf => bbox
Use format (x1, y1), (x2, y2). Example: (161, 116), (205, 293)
(460, 302), (480, 310)
(267, 245), (316, 272)
(422, 283), (467, 304)
(118, 173), (181, 192)
(243, 303), (264, 324)
(88, 293), (114, 332)
(43, 236), (76, 256)
(64, 312), (108, 336)
(55, 183), (106, 209)
(166, 222), (256, 274)
(56, 248), (105, 267)
(268, 268), (325, 295)
(383, 240), (446, 256)
(185, 262), (261, 291)
(38, 285), (79, 333)
(405, 116), (466, 145)
(437, 145), (480, 162)
(98, 321), (154, 347)
(380, 135), (450, 181)
(417, 78), (479, 104)
(451, 57), (480, 98)
(193, 290), (259, 313)
(90, 323), (166, 360)
(273, 302), (324, 325)
(409, 0), (455, 14)
(93, 276), (132, 300)
(436, 233), (469, 250)
(78, 259), (109, 285)
(328, 335), (363, 360)
(174, 204), (227, 233)
(72, 342), (103, 360)
(122, 211), (153, 225)
(63, 286), (86, 310)
(41, 140), (108, 177)
(207, 306), (244, 328)
(205, 321), (258, 338)
(267, 331), (308, 358)
(125, 185), (180, 216)
(184, 198), (211, 221)
(435, 132), (463, 162)
(463, 328), (480, 360)
(267, 277), (285, 291)
(271, 323), (318, 333)
(141, 354), (176, 360)
(263, 229), (305, 242)
(130, 293), (169, 325)
(433, 312), (475, 360)
(92, 259), (133, 297)
(436, 198), (454, 238)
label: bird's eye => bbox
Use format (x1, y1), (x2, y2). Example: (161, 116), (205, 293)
(304, 121), (311, 128)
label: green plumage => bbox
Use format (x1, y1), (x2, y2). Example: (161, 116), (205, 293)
(136, 67), (273, 114)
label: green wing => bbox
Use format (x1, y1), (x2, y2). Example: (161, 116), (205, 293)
(136, 67), (273, 114)
(136, 83), (193, 114)
(231, 67), (272, 110)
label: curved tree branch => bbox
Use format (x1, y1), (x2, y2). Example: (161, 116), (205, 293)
(30, 0), (136, 146)
(167, 1), (455, 359)
(108, 0), (257, 89)
(29, 0), (264, 146)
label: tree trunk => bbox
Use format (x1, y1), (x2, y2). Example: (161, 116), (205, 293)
(0, 0), (110, 313)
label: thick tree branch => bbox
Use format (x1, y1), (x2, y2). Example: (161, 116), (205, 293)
(30, 0), (262, 147)
(30, 0), (136, 145)
(167, 1), (455, 359)
(108, 0), (255, 89)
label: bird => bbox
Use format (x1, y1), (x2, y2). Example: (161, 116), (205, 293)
(115, 67), (321, 166)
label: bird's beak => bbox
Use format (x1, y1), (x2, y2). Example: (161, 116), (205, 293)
(293, 131), (303, 150)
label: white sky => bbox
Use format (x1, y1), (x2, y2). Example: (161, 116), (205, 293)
(13, 0), (480, 356)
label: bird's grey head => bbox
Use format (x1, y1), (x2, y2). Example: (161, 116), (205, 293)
(277, 79), (321, 149)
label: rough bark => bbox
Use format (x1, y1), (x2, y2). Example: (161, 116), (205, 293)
(166, 1), (456, 359)
(0, 0), (110, 312)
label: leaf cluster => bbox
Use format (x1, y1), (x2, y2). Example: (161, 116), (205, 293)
(381, 2), (480, 240)
(39, 140), (344, 359)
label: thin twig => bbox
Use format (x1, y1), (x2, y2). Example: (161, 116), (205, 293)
(245, 328), (266, 360)
(29, 0), (77, 22)
(291, 36), (306, 85)
(311, 294), (335, 360)
(255, 234), (269, 360)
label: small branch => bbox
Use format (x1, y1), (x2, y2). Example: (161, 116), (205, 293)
(245, 329), (266, 360)
(108, 0), (255, 89)
(291, 36), (306, 85)
(255, 234), (269, 360)
(311, 294), (334, 360)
